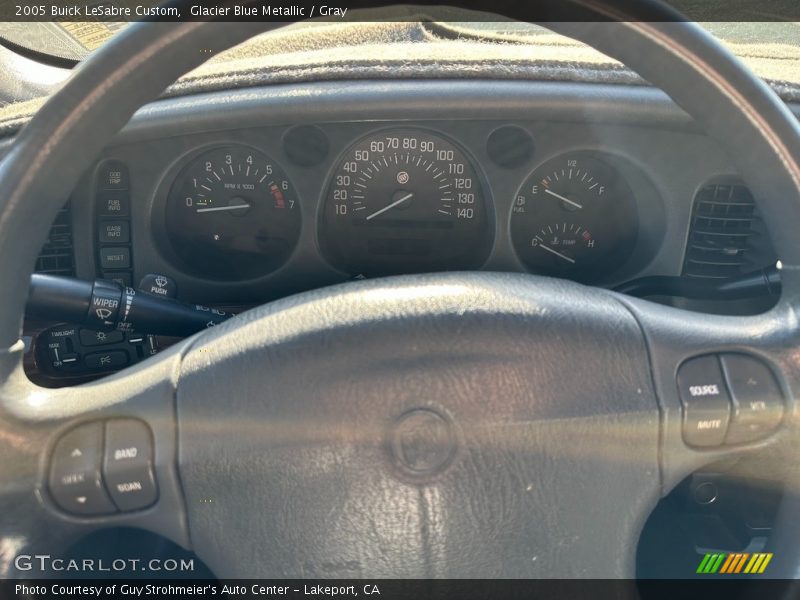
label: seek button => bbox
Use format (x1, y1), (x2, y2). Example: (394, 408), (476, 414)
(49, 422), (115, 515)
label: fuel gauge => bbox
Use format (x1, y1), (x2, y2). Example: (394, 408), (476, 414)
(510, 153), (638, 281)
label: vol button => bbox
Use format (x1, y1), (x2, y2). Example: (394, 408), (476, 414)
(721, 354), (785, 443)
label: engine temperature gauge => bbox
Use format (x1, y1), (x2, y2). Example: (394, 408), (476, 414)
(510, 153), (638, 281)
(532, 223), (597, 266)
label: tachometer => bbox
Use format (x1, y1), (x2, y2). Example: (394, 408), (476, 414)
(164, 145), (300, 280)
(510, 153), (638, 281)
(320, 129), (491, 276)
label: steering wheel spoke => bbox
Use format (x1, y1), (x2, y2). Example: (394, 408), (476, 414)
(0, 340), (191, 577)
(619, 295), (800, 500)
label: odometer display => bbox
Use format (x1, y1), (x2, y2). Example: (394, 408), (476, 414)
(320, 129), (490, 276)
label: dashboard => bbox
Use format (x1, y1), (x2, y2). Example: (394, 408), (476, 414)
(21, 79), (787, 382)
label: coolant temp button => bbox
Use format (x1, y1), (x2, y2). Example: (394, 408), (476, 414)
(103, 419), (158, 512)
(677, 355), (731, 447)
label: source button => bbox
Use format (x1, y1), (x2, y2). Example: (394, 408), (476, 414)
(677, 355), (732, 447)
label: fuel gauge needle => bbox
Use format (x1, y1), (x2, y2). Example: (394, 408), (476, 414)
(196, 204), (251, 213)
(365, 192), (414, 221)
(544, 188), (583, 210)
(538, 242), (576, 264)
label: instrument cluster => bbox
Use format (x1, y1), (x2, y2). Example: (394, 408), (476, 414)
(141, 121), (660, 293)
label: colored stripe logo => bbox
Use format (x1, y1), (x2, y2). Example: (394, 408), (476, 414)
(696, 552), (773, 574)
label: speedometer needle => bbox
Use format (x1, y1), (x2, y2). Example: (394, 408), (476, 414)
(365, 192), (414, 221)
(544, 188), (583, 210)
(538, 242), (576, 264)
(196, 203), (251, 213)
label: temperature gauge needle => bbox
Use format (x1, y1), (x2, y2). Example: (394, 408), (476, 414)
(196, 203), (251, 213)
(544, 188), (583, 210)
(365, 192), (414, 221)
(538, 242), (576, 264)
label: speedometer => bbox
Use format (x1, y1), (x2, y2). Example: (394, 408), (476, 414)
(319, 129), (491, 276)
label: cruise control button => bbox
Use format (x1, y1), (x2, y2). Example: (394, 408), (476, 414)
(721, 354), (785, 444)
(85, 350), (129, 370)
(677, 355), (731, 447)
(103, 419), (158, 511)
(49, 422), (115, 515)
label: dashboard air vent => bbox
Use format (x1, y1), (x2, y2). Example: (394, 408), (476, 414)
(683, 182), (775, 280)
(35, 202), (75, 276)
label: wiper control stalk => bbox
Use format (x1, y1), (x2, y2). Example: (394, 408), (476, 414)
(26, 274), (232, 337)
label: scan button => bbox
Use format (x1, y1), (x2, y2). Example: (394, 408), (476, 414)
(103, 419), (158, 512)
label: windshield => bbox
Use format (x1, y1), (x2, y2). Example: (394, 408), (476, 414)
(0, 21), (798, 86)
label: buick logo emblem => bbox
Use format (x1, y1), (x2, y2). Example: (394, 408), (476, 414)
(389, 409), (457, 477)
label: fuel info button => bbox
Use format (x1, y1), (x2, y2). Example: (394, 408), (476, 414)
(103, 419), (158, 512)
(677, 355), (731, 447)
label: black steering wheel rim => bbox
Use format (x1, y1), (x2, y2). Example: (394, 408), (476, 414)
(0, 1), (799, 581)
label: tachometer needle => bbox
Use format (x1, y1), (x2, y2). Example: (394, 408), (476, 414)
(544, 188), (583, 210)
(538, 242), (576, 264)
(196, 203), (251, 213)
(365, 192), (414, 221)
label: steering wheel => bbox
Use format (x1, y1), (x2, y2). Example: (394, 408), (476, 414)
(1, 0), (799, 580)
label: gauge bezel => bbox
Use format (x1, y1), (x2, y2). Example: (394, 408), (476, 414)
(509, 150), (643, 283)
(153, 142), (302, 283)
(317, 126), (495, 277)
